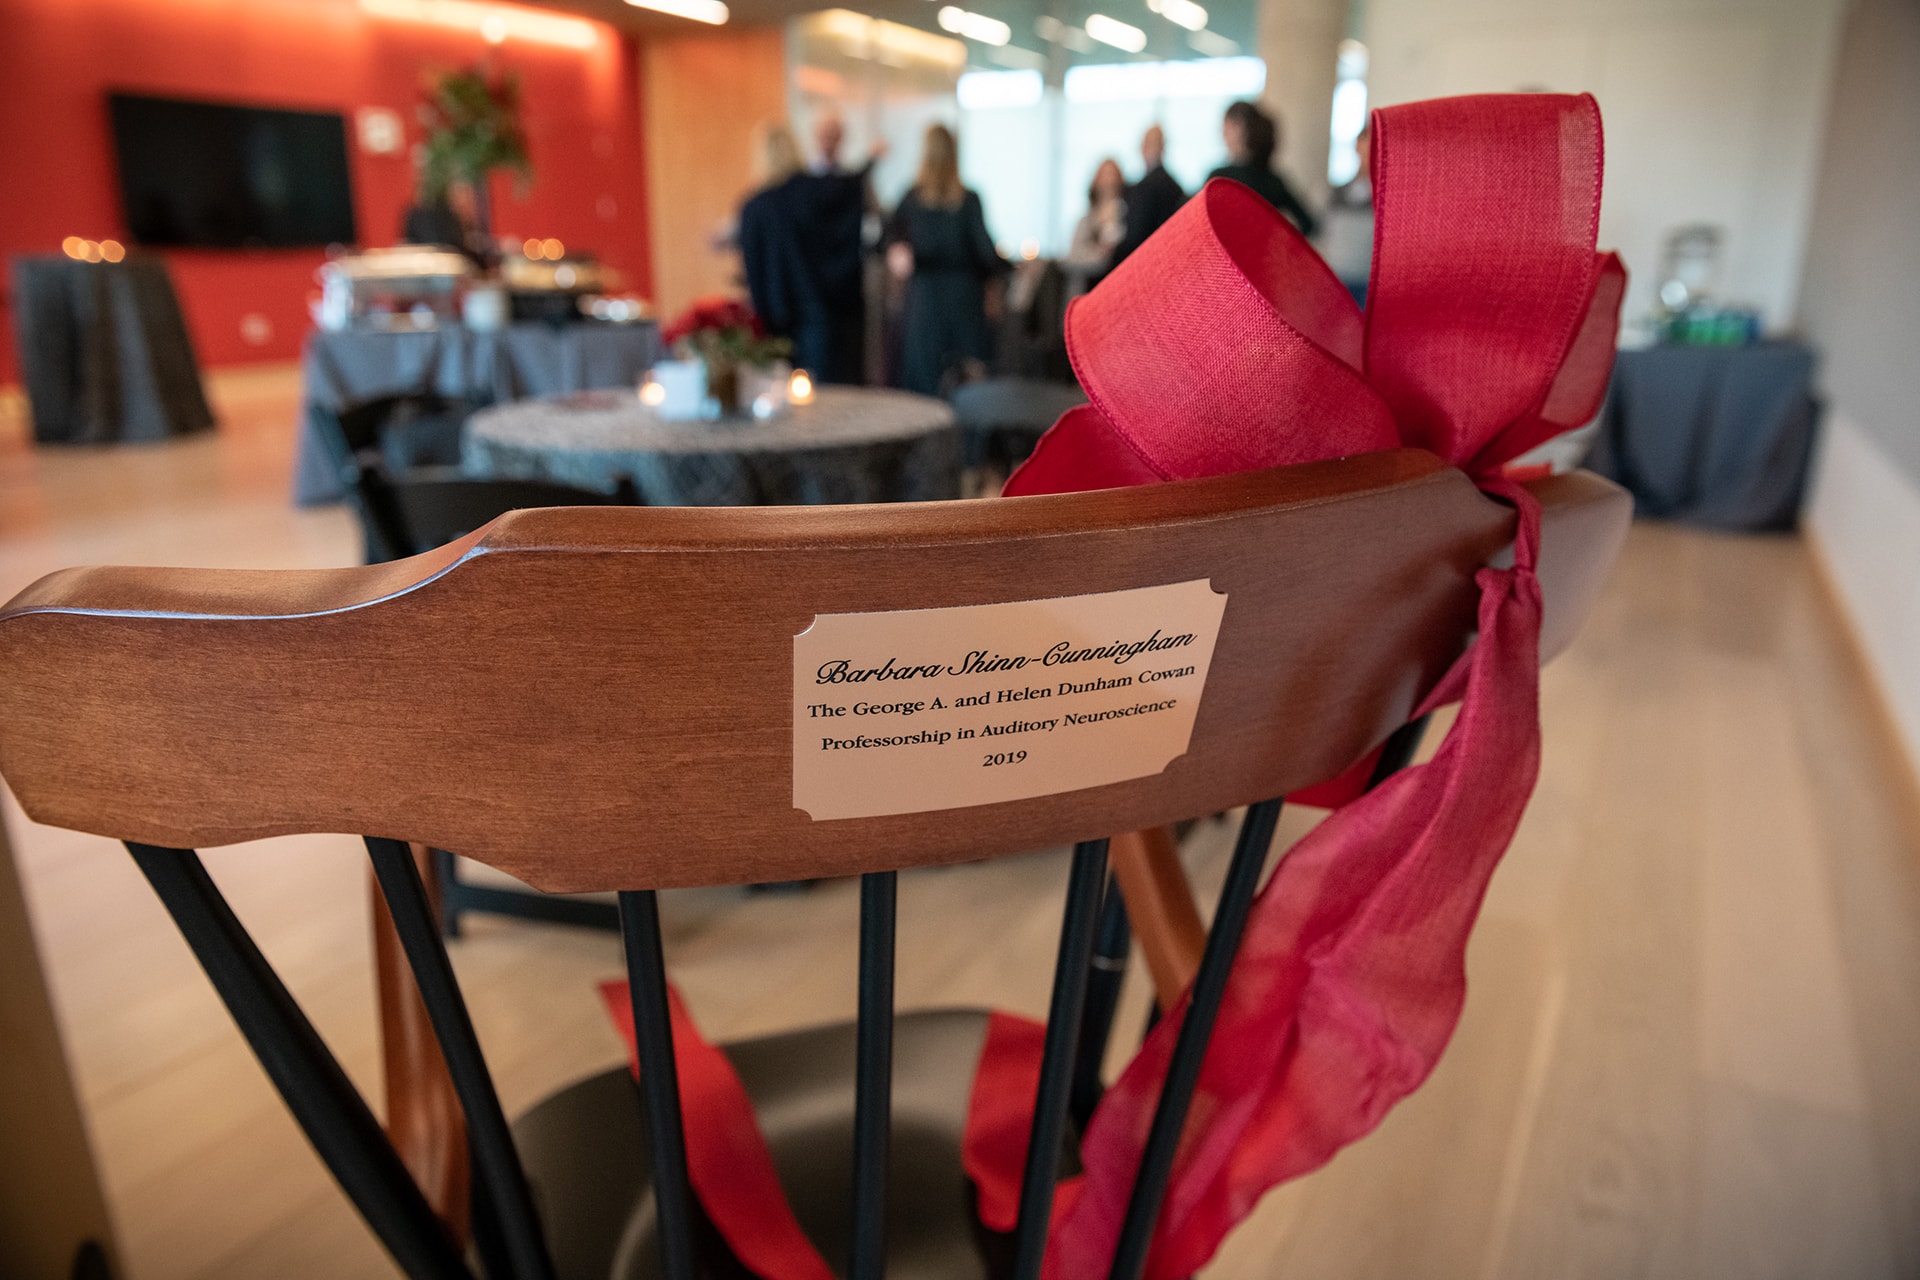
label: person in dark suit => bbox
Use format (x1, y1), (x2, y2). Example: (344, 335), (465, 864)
(797, 113), (877, 384)
(1108, 125), (1187, 270)
(737, 125), (816, 363)
(738, 123), (876, 384)
(1208, 101), (1320, 236)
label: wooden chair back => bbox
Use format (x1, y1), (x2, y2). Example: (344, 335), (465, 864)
(0, 451), (1630, 1280)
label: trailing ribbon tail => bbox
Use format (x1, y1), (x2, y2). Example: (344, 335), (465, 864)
(1039, 487), (1544, 1279)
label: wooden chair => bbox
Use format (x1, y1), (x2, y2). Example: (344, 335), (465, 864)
(0, 451), (1630, 1280)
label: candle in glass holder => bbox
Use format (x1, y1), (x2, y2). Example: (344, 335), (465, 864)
(787, 369), (815, 405)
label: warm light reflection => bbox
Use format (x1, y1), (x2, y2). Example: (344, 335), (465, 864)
(522, 237), (542, 259)
(357, 0), (600, 49)
(1020, 239), (1040, 260)
(100, 239), (126, 262)
(61, 236), (86, 260)
(640, 379), (668, 406)
(1147, 0), (1208, 32)
(937, 5), (1011, 46)
(806, 11), (967, 70)
(787, 369), (815, 405)
(1084, 13), (1147, 51)
(623, 0), (730, 25)
(541, 237), (564, 260)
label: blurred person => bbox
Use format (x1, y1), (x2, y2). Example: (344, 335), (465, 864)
(737, 123), (817, 369)
(399, 177), (489, 267)
(803, 112), (882, 382)
(885, 123), (1009, 396)
(738, 122), (876, 384)
(1108, 125), (1186, 270)
(1209, 101), (1319, 236)
(1066, 158), (1127, 269)
(811, 112), (847, 175)
(1317, 123), (1373, 306)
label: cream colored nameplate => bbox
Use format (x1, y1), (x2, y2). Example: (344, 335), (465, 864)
(793, 579), (1227, 820)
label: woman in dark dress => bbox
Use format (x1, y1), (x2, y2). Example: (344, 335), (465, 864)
(885, 124), (1009, 396)
(1208, 101), (1320, 237)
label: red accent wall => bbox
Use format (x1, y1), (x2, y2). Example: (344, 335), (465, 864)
(0, 0), (653, 384)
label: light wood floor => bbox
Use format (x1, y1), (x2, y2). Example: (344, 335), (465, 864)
(3, 368), (1919, 1280)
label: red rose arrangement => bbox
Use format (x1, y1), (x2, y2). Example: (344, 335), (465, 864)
(660, 296), (789, 368)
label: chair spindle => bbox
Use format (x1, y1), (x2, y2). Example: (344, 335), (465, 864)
(1368, 714), (1432, 787)
(851, 870), (897, 1280)
(1071, 875), (1132, 1131)
(1105, 797), (1285, 1280)
(1011, 838), (1111, 1280)
(125, 843), (475, 1280)
(366, 838), (556, 1280)
(617, 890), (697, 1280)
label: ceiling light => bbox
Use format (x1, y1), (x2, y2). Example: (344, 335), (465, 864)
(624, 0), (729, 23)
(1146, 0), (1207, 32)
(357, 0), (600, 47)
(938, 6), (1012, 46)
(1084, 13), (1146, 52)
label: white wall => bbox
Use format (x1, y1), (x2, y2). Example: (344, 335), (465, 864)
(1360, 0), (1846, 334)
(1806, 413), (1920, 774)
(1794, 0), (1920, 784)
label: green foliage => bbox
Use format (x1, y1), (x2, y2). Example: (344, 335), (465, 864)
(419, 65), (532, 201)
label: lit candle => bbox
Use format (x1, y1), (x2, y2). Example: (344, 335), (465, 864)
(788, 368), (815, 405)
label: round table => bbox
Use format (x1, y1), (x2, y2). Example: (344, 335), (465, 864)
(462, 386), (961, 506)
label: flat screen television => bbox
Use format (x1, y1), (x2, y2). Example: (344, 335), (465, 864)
(108, 93), (358, 248)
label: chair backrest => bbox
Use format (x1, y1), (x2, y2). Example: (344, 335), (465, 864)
(0, 451), (1630, 1280)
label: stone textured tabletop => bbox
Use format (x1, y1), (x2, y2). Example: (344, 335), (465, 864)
(463, 386), (961, 506)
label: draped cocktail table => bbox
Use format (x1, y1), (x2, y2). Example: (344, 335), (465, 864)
(463, 386), (960, 506)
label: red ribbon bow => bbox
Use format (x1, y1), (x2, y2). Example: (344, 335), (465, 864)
(603, 92), (1625, 1280)
(986, 91), (1624, 1279)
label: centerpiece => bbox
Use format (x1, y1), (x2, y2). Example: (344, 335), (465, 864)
(652, 297), (791, 418)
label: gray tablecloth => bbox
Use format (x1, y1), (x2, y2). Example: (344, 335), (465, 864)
(464, 386), (960, 506)
(294, 321), (661, 503)
(1589, 341), (1819, 531)
(10, 255), (213, 444)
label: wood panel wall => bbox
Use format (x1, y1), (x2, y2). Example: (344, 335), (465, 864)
(643, 27), (790, 321)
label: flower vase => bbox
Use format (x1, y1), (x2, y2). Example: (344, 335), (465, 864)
(706, 361), (740, 417)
